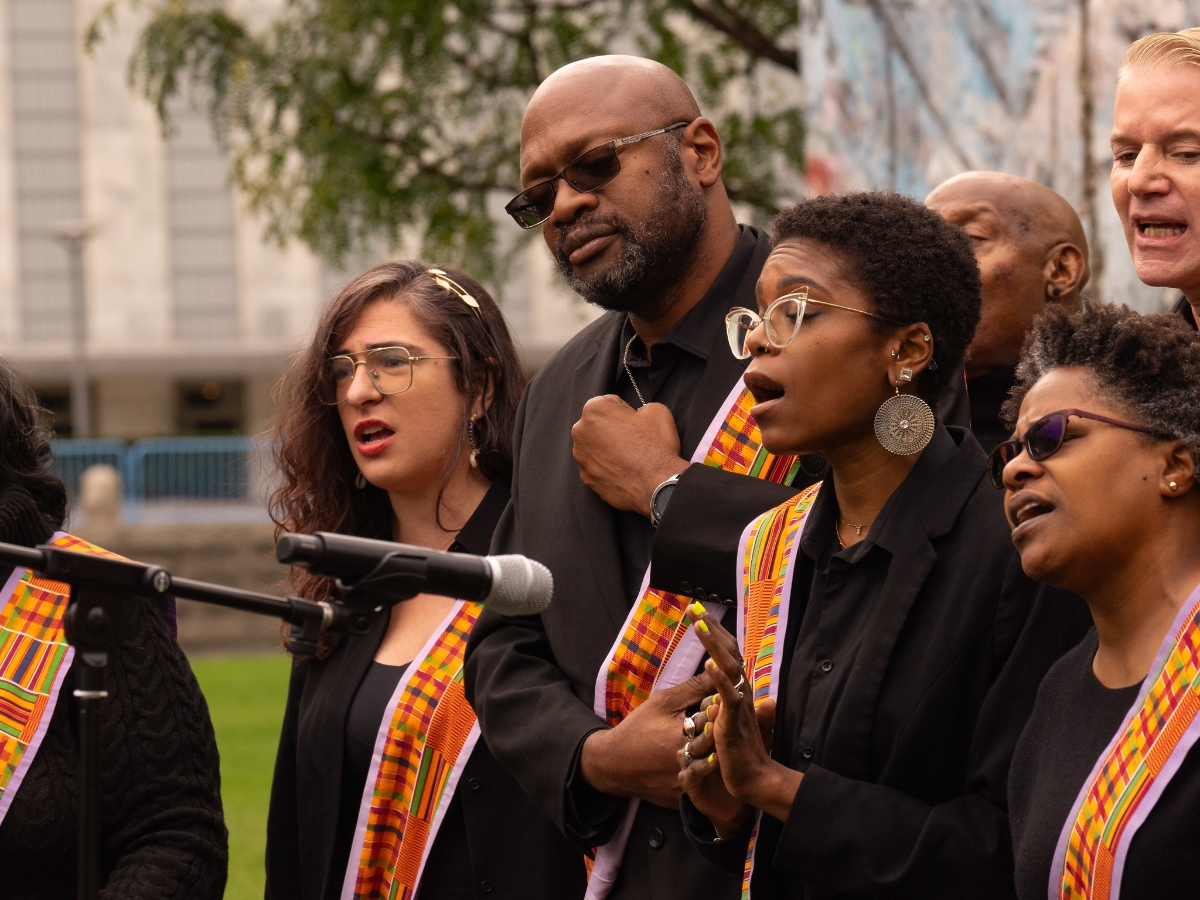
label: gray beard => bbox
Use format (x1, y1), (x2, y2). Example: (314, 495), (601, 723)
(553, 148), (708, 319)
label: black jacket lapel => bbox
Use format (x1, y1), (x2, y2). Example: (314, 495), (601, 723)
(569, 314), (632, 632)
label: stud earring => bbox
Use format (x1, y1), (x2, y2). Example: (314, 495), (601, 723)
(1170, 481), (1179, 492)
(1052, 287), (1061, 297)
(898, 367), (913, 383)
(890, 349), (900, 361)
(875, 386), (934, 455)
(468, 415), (481, 468)
(355, 471), (367, 490)
(922, 334), (931, 342)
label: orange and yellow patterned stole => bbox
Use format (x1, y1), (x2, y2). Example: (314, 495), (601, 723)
(1051, 581), (1200, 900)
(343, 600), (482, 900)
(0, 533), (122, 825)
(736, 485), (820, 899)
(585, 380), (802, 900)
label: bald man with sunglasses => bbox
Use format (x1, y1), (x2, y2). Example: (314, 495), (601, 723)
(464, 57), (819, 900)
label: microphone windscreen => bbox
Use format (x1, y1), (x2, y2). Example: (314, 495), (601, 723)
(484, 555), (553, 616)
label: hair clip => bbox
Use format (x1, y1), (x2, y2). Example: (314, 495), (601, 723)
(427, 268), (483, 319)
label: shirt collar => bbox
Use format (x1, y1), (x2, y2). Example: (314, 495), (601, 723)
(615, 225), (762, 377)
(1173, 294), (1197, 331)
(801, 423), (961, 563)
(449, 478), (510, 556)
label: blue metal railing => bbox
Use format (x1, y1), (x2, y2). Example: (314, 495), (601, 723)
(50, 436), (272, 523)
(50, 438), (128, 499)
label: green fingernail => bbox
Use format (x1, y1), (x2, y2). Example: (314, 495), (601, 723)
(697, 620), (709, 634)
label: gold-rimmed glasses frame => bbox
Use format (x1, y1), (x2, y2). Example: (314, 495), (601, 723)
(724, 288), (888, 360)
(321, 346), (459, 406)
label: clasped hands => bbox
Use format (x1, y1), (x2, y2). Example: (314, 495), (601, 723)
(571, 395), (688, 518)
(676, 602), (803, 838)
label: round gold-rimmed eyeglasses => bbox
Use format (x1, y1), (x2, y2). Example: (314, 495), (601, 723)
(321, 346), (459, 405)
(724, 286), (888, 360)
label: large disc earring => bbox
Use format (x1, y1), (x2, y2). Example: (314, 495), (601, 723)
(468, 415), (480, 468)
(874, 387), (934, 456)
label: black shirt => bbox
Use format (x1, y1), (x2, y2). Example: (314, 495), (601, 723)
(1172, 294), (1197, 330)
(611, 225), (759, 604)
(775, 428), (958, 771)
(967, 365), (1017, 456)
(1009, 629), (1200, 900)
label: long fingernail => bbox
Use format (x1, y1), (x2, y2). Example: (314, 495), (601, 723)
(704, 722), (710, 735)
(707, 754), (715, 763)
(697, 620), (709, 634)
(690, 601), (705, 617)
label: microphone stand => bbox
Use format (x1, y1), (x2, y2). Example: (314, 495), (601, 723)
(0, 540), (376, 900)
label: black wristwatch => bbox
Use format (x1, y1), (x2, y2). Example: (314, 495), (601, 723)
(649, 473), (682, 527)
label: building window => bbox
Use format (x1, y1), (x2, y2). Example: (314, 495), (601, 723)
(178, 379), (243, 434)
(9, 0), (84, 341)
(166, 99), (239, 339)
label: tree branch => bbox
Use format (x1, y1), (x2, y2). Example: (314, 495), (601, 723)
(673, 0), (798, 71)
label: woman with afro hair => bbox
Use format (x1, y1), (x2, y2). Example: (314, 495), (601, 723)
(1000, 302), (1200, 899)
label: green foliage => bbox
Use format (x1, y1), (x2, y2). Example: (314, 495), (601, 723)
(190, 653), (291, 900)
(97, 0), (803, 285)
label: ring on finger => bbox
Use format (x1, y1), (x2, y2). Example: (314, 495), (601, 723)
(733, 673), (747, 697)
(682, 715), (697, 740)
(683, 739), (695, 765)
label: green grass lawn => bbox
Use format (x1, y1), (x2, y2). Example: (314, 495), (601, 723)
(192, 653), (292, 900)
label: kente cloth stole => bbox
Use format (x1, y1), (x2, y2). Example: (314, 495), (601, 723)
(343, 600), (483, 900)
(1051, 580), (1200, 900)
(584, 379), (802, 900)
(0, 533), (122, 826)
(736, 484), (821, 900)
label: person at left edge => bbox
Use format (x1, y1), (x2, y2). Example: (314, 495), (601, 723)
(264, 261), (586, 900)
(0, 357), (227, 899)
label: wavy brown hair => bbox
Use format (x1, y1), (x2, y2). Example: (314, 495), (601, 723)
(270, 260), (524, 609)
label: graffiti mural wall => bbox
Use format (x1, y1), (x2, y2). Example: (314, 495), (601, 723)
(800, 0), (1200, 311)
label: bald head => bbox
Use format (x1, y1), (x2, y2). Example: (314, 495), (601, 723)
(523, 56), (701, 152)
(927, 171), (1090, 377)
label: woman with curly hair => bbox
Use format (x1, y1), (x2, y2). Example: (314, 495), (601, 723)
(0, 358), (227, 899)
(264, 261), (584, 900)
(672, 192), (1091, 898)
(999, 302), (1200, 899)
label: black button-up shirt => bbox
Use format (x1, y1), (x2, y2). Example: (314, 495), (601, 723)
(610, 225), (759, 604)
(776, 427), (957, 771)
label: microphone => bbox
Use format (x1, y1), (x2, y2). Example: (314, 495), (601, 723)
(275, 532), (553, 616)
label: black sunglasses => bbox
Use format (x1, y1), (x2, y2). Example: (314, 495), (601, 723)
(504, 122), (691, 228)
(988, 408), (1153, 489)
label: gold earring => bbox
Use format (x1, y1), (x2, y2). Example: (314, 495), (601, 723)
(468, 415), (480, 468)
(1170, 481), (1179, 492)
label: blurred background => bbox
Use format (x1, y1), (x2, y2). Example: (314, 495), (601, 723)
(0, 1), (1195, 897)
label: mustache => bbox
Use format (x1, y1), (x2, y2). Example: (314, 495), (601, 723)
(554, 214), (635, 264)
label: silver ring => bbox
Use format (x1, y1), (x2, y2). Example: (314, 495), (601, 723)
(733, 673), (747, 697)
(682, 740), (694, 765)
(682, 715), (697, 740)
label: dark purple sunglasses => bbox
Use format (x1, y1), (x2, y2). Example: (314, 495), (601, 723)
(988, 408), (1153, 489)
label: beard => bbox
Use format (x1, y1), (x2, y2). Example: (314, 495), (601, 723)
(553, 141), (709, 319)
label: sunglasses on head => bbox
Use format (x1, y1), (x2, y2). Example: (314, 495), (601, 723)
(987, 408), (1153, 489)
(504, 121), (692, 229)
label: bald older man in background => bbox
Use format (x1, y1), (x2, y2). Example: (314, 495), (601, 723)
(927, 172), (1089, 451)
(1109, 27), (1200, 328)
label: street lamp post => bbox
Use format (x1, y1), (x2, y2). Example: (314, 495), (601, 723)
(50, 221), (95, 438)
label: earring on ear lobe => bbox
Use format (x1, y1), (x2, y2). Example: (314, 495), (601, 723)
(468, 415), (481, 468)
(875, 386), (934, 455)
(1170, 481), (1179, 492)
(355, 471), (367, 490)
(898, 367), (913, 383)
(1052, 287), (1062, 297)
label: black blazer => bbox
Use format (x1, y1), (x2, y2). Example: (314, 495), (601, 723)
(681, 427), (1093, 899)
(265, 481), (586, 900)
(465, 228), (812, 900)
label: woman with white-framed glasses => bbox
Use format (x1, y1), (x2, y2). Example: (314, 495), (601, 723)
(671, 191), (1091, 898)
(265, 261), (585, 900)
